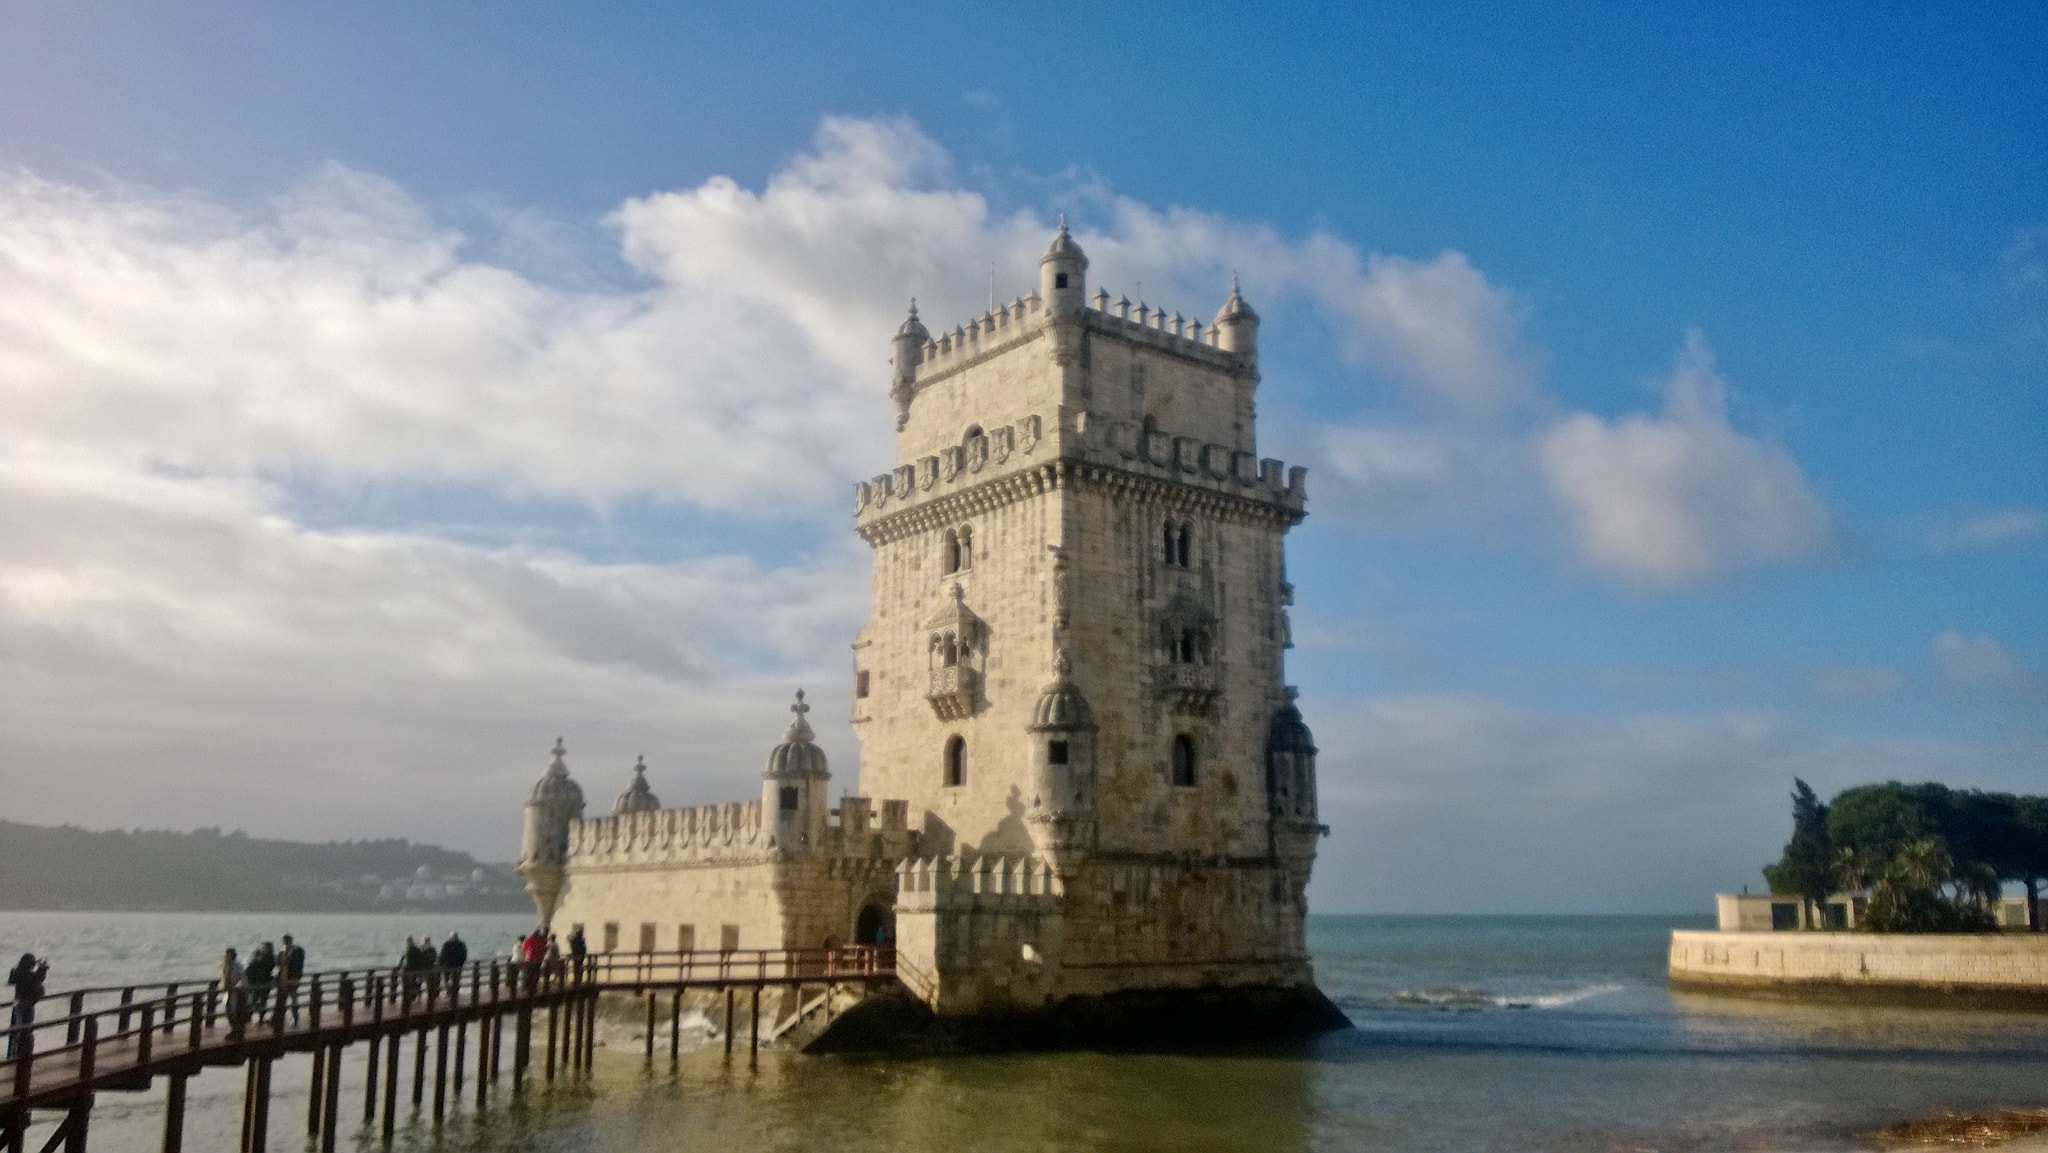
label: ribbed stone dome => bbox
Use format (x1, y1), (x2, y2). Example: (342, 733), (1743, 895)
(528, 738), (586, 807)
(1030, 650), (1096, 731)
(1266, 695), (1317, 757)
(612, 756), (660, 815)
(764, 690), (830, 780)
(1040, 220), (1088, 265)
(1215, 278), (1258, 323)
(896, 301), (930, 340)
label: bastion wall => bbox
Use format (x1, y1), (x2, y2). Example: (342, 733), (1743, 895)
(1669, 930), (2048, 998)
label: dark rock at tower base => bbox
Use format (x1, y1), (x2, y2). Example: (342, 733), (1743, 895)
(801, 983), (1352, 1055)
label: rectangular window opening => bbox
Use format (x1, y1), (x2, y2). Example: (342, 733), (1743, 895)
(719, 924), (741, 953)
(638, 923), (656, 954)
(602, 922), (620, 953)
(856, 670), (870, 698)
(1047, 740), (1069, 765)
(677, 924), (695, 953)
(779, 785), (799, 812)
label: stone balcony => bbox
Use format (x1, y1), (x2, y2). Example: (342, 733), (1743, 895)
(927, 665), (980, 721)
(1156, 663), (1218, 715)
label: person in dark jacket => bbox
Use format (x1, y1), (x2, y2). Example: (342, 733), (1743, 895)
(245, 942), (277, 1024)
(7, 952), (48, 1058)
(438, 933), (467, 974)
(277, 934), (306, 1024)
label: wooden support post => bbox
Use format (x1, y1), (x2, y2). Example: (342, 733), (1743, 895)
(588, 990), (599, 1069)
(749, 987), (760, 1066)
(670, 991), (681, 1063)
(545, 1001), (559, 1083)
(474, 1017), (489, 1109)
(380, 1033), (399, 1143)
(453, 1018), (466, 1095)
(432, 1025), (449, 1124)
(320, 1043), (342, 1153)
(240, 1056), (272, 1153)
(512, 1007), (531, 1092)
(643, 993), (656, 1062)
(571, 995), (584, 1074)
(161, 1074), (187, 1153)
(238, 1058), (257, 1153)
(723, 989), (735, 1060)
(411, 1029), (427, 1108)
(307, 1047), (327, 1136)
(60, 1097), (90, 1153)
(363, 1037), (380, 1125)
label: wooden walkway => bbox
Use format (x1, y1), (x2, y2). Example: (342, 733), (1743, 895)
(1, 947), (895, 1153)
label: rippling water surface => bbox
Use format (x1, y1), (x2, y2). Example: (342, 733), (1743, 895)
(7, 912), (2046, 1152)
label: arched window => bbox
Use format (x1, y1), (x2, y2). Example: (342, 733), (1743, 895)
(1176, 523), (1192, 567)
(1171, 735), (1197, 787)
(940, 634), (959, 668)
(963, 425), (984, 445)
(958, 526), (973, 570)
(944, 735), (967, 787)
(1164, 522), (1178, 564)
(942, 529), (961, 575)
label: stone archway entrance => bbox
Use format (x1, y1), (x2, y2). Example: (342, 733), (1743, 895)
(854, 902), (894, 946)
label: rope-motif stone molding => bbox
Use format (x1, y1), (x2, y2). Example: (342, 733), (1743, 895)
(857, 459), (1302, 547)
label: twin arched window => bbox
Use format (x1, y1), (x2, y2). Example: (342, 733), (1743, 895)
(1167, 625), (1209, 665)
(943, 735), (967, 787)
(1163, 520), (1192, 568)
(942, 526), (974, 574)
(1170, 734), (1198, 787)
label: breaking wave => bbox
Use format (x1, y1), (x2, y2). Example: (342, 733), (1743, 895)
(1389, 983), (1624, 1011)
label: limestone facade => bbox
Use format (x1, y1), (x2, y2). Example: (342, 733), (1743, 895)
(521, 226), (1327, 1020)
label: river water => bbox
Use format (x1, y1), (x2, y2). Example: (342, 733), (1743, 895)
(5, 911), (2045, 1152)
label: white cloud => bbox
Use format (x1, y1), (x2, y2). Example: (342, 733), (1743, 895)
(1929, 508), (2048, 551)
(1536, 332), (1832, 587)
(0, 447), (867, 851)
(1931, 630), (2045, 697)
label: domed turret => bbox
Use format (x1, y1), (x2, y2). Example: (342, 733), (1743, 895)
(889, 300), (929, 429)
(1039, 219), (1088, 315)
(518, 738), (586, 926)
(1027, 650), (1098, 876)
(762, 690), (830, 853)
(1269, 684), (1318, 839)
(1030, 649), (1095, 731)
(613, 755), (660, 815)
(1212, 277), (1259, 363)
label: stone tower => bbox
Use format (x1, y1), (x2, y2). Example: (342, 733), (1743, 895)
(851, 225), (1326, 1017)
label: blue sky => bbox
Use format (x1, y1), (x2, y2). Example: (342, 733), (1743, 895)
(0, 2), (2041, 912)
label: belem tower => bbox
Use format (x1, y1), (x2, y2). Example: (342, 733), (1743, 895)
(516, 225), (1343, 1045)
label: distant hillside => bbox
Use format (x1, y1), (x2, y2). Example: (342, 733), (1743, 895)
(0, 821), (533, 912)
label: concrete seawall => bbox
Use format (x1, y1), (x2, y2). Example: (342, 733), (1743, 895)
(1670, 930), (2048, 1005)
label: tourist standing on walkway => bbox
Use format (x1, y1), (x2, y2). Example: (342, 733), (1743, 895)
(567, 926), (587, 981)
(419, 936), (439, 998)
(220, 948), (250, 1036)
(438, 932), (467, 975)
(7, 952), (48, 1058)
(277, 934), (306, 1024)
(245, 942), (276, 1024)
(398, 937), (422, 1004)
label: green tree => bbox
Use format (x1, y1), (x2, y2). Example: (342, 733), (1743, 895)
(1762, 778), (1834, 929)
